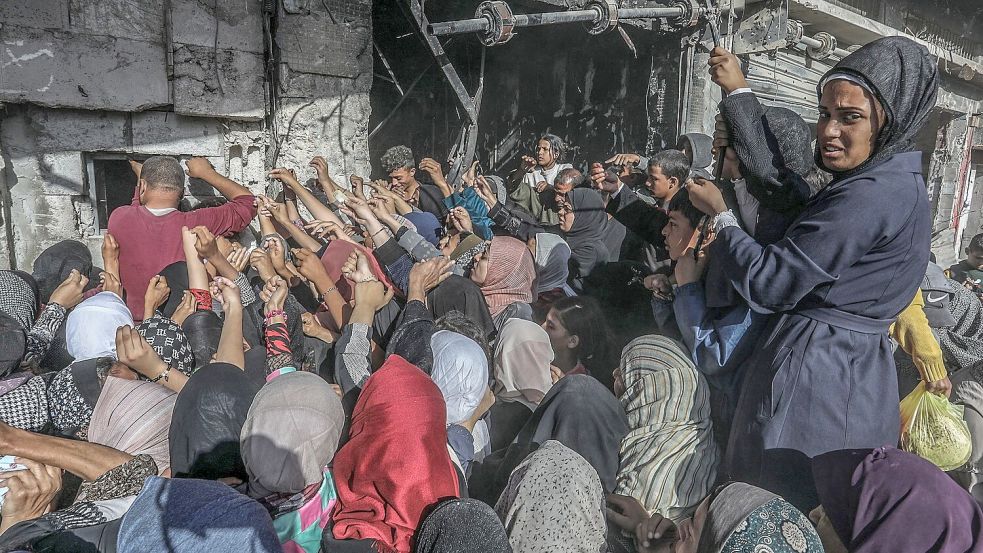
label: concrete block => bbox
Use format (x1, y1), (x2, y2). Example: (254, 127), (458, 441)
(68, 0), (165, 44)
(276, 16), (371, 78)
(0, 25), (169, 112)
(0, 0), (68, 30)
(172, 44), (265, 120)
(130, 111), (225, 157)
(39, 151), (85, 195)
(29, 107), (128, 153)
(169, 0), (263, 53)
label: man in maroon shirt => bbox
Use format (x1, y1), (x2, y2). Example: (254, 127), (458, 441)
(108, 156), (256, 320)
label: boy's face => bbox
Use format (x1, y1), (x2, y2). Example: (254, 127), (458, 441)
(662, 210), (697, 260)
(966, 247), (983, 270)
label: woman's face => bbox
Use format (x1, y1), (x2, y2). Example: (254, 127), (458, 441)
(535, 139), (556, 168)
(818, 80), (882, 172)
(542, 308), (577, 354)
(470, 249), (489, 285)
(558, 199), (575, 233)
(439, 232), (460, 258)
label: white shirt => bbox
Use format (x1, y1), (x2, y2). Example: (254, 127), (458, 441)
(522, 163), (573, 191)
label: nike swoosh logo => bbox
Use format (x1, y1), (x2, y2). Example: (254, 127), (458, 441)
(925, 292), (948, 303)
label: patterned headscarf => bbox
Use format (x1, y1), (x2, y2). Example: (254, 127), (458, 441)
(495, 440), (606, 553)
(0, 271), (38, 330)
(88, 376), (177, 475)
(450, 232), (489, 273)
(137, 316), (196, 376)
(697, 482), (823, 553)
(479, 236), (536, 317)
(615, 335), (718, 523)
(936, 283), (983, 382)
(416, 499), (511, 553)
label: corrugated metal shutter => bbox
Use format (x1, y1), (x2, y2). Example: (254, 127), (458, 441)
(745, 48), (833, 124)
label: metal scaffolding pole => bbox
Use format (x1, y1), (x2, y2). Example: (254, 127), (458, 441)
(427, 6), (689, 37)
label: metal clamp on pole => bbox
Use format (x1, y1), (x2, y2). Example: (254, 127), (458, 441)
(476, 1), (516, 46)
(804, 31), (837, 60)
(584, 0), (619, 35)
(784, 19), (804, 48)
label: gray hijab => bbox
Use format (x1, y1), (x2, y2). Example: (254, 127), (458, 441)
(239, 371), (344, 498)
(495, 440), (606, 553)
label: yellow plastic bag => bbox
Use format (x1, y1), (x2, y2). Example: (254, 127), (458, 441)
(899, 382), (972, 471)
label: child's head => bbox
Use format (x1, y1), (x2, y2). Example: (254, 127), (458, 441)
(663, 186), (704, 260)
(966, 234), (983, 269)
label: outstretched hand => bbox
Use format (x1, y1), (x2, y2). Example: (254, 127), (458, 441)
(260, 275), (289, 316)
(408, 257), (454, 296)
(210, 276), (242, 310)
(341, 251), (377, 284)
(49, 269), (89, 309)
(116, 325), (168, 379)
(685, 178), (728, 216)
(708, 46), (748, 94)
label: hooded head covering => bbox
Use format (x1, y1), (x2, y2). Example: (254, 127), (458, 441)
(415, 499), (511, 553)
(181, 310), (224, 371)
(88, 376), (177, 475)
(320, 241), (392, 303)
(470, 375), (628, 504)
(533, 233), (572, 294)
(331, 355), (460, 552)
(66, 292), (133, 361)
(449, 232), (489, 272)
(696, 482), (822, 553)
(563, 189), (610, 279)
(31, 240), (95, 305)
(427, 276), (496, 341)
(921, 262), (959, 328)
(937, 283), (983, 382)
(614, 336), (718, 523)
(816, 36), (939, 180)
(168, 363), (260, 480)
(430, 331), (488, 425)
(0, 271), (39, 330)
(157, 261), (189, 319)
(47, 358), (114, 434)
(118, 476), (280, 553)
(493, 318), (554, 410)
(813, 446), (983, 553)
(240, 371), (344, 499)
(137, 316), (196, 376)
(494, 440), (605, 553)
(677, 133), (714, 170)
(404, 212), (443, 247)
(479, 236), (536, 318)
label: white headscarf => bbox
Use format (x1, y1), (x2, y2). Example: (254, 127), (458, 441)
(493, 318), (554, 411)
(533, 233), (574, 295)
(66, 291), (133, 361)
(430, 330), (488, 425)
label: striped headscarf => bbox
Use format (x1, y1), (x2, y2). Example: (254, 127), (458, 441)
(88, 376), (177, 475)
(615, 335), (719, 523)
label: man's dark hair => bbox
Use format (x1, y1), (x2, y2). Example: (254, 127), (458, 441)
(381, 145), (415, 173)
(556, 167), (584, 188)
(141, 156), (185, 194)
(969, 233), (983, 253)
(647, 149), (690, 185)
(666, 186), (704, 228)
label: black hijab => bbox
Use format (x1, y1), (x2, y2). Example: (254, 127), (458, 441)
(816, 36), (939, 180)
(563, 189), (610, 280)
(415, 499), (512, 553)
(181, 310), (224, 371)
(469, 374), (629, 504)
(157, 262), (190, 318)
(31, 240), (97, 304)
(168, 362), (260, 480)
(426, 276), (496, 341)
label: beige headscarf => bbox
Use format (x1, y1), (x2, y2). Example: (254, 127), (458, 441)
(493, 318), (554, 410)
(615, 335), (719, 523)
(240, 371), (345, 498)
(88, 376), (177, 475)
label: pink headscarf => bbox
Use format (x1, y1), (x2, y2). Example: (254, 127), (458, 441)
(480, 236), (536, 317)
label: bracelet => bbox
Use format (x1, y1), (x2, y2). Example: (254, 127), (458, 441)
(372, 227), (391, 237)
(149, 366), (170, 383)
(264, 309), (286, 320)
(321, 286), (338, 296)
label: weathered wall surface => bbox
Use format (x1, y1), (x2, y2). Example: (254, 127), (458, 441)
(0, 0), (373, 270)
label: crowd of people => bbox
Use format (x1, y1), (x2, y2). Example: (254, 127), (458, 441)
(0, 35), (980, 553)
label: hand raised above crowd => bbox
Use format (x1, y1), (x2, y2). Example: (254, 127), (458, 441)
(260, 275), (288, 317)
(419, 157), (448, 190)
(170, 291), (196, 326)
(292, 248), (332, 294)
(48, 269), (88, 309)
(342, 251), (377, 284)
(605, 153), (641, 167)
(473, 175), (498, 209)
(707, 46), (748, 95)
(408, 257), (454, 303)
(100, 271), (124, 299)
(353, 280), (394, 313)
(685, 178), (728, 217)
(210, 276), (242, 311)
(185, 157), (217, 180)
(589, 162), (621, 194)
(143, 275), (171, 320)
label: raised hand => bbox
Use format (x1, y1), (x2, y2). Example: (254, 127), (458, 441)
(143, 275), (171, 319)
(350, 175), (367, 200)
(185, 157), (216, 180)
(210, 276), (242, 310)
(227, 246), (251, 273)
(170, 291), (196, 326)
(353, 280), (395, 312)
(419, 157), (448, 189)
(259, 275), (288, 316)
(100, 271), (124, 299)
(449, 207), (474, 234)
(473, 175), (498, 208)
(191, 226), (220, 260)
(341, 251), (377, 283)
(707, 46), (748, 94)
(101, 232), (120, 272)
(304, 220), (354, 243)
(292, 248), (331, 290)
(518, 154), (536, 173)
(310, 156), (330, 180)
(268, 168), (301, 189)
(48, 269), (88, 309)
(408, 257), (454, 295)
(605, 153), (641, 167)
(589, 162), (621, 194)
(685, 178), (728, 216)
(249, 248), (277, 282)
(115, 325), (168, 379)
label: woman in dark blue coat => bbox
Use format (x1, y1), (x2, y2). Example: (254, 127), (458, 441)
(688, 36), (939, 510)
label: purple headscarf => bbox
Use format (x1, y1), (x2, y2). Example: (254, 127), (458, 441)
(813, 446), (983, 553)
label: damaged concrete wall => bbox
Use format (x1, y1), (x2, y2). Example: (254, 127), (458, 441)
(0, 0), (374, 269)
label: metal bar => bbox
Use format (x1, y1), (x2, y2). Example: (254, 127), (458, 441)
(428, 6), (689, 37)
(797, 34), (851, 59)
